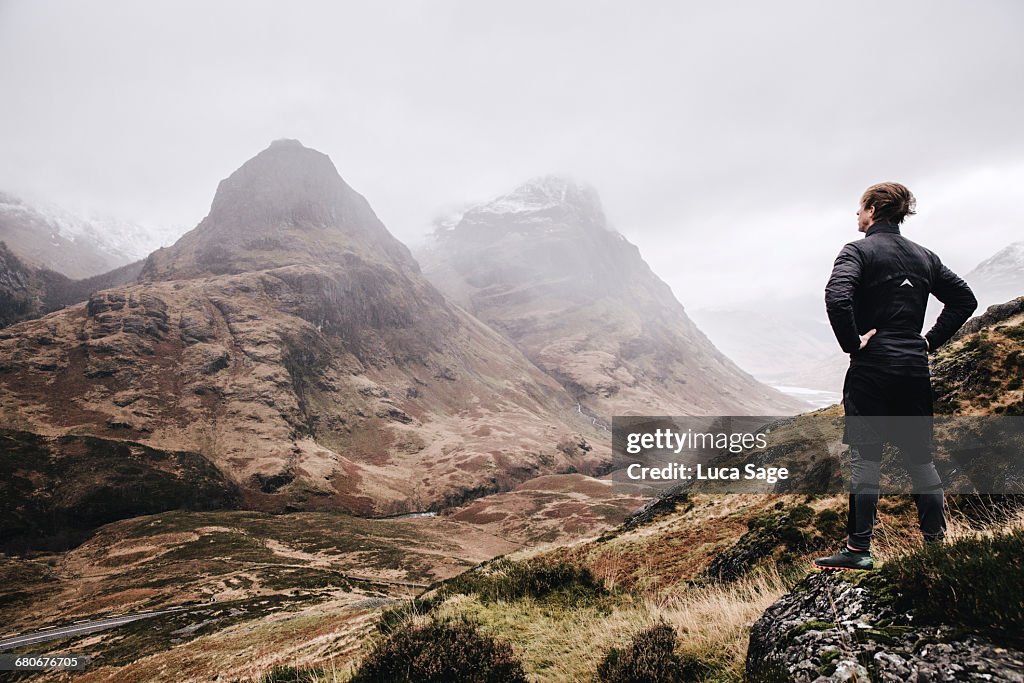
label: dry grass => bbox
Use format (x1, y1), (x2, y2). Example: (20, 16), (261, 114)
(346, 562), (787, 683)
(246, 495), (1024, 682)
(866, 496), (1024, 565)
(255, 657), (354, 683)
(648, 566), (789, 680)
(249, 493), (1024, 682)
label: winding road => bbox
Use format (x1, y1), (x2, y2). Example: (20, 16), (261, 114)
(0, 608), (184, 651)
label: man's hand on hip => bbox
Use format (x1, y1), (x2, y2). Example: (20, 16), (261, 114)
(858, 328), (877, 350)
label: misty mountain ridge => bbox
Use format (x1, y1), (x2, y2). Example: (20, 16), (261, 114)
(0, 190), (177, 278)
(456, 174), (612, 230)
(966, 239), (1024, 311)
(417, 175), (808, 417)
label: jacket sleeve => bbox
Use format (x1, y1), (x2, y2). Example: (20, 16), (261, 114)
(924, 256), (978, 351)
(825, 242), (864, 354)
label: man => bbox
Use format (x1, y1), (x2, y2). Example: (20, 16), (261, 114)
(815, 182), (978, 571)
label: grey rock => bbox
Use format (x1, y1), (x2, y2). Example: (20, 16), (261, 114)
(747, 572), (1024, 682)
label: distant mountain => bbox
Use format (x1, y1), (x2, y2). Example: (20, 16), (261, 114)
(415, 175), (808, 417)
(965, 240), (1024, 312)
(688, 302), (847, 394)
(0, 141), (610, 548)
(0, 191), (176, 279)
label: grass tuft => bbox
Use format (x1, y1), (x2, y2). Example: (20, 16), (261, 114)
(875, 529), (1024, 646)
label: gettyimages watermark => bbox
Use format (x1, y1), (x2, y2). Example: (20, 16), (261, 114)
(611, 415), (1024, 495)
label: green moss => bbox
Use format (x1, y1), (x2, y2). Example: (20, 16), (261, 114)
(710, 504), (836, 582)
(817, 647), (840, 676)
(852, 625), (915, 645)
(1004, 399), (1024, 416)
(786, 620), (836, 637)
(788, 504), (814, 525)
(999, 324), (1024, 342)
(812, 508), (842, 535)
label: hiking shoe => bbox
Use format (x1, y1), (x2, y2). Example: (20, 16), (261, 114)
(813, 548), (874, 571)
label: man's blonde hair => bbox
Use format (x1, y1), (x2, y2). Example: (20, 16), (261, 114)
(861, 182), (917, 225)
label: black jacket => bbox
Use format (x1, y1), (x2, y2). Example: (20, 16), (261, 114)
(825, 219), (978, 373)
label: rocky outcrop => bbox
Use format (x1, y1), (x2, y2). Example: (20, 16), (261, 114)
(950, 295), (1024, 341)
(416, 175), (809, 419)
(0, 241), (64, 327)
(930, 295), (1024, 416)
(747, 571), (1024, 682)
(0, 240), (144, 329)
(619, 486), (690, 531)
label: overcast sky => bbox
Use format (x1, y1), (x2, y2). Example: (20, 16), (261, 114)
(1, 0), (1021, 312)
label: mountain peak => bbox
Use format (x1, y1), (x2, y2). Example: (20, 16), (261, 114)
(442, 174), (612, 242)
(485, 174), (603, 216)
(970, 241), (1024, 273)
(140, 141), (415, 279)
(205, 139), (348, 229)
(268, 137), (304, 149)
(515, 173), (589, 196)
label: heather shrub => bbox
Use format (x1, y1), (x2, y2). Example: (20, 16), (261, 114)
(438, 556), (606, 606)
(597, 622), (684, 683)
(350, 617), (527, 683)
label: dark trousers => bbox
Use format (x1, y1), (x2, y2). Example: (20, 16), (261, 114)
(842, 365), (946, 551)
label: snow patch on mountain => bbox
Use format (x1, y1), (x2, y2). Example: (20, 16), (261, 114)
(453, 174), (616, 239)
(0, 192), (181, 264)
(486, 174), (597, 212)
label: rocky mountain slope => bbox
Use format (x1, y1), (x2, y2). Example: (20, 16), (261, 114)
(0, 241), (66, 327)
(0, 141), (607, 540)
(416, 175), (807, 419)
(0, 241), (144, 329)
